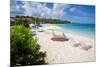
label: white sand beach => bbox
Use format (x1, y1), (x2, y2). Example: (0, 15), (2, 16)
(32, 24), (95, 64)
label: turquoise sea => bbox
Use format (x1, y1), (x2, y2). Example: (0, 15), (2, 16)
(55, 24), (95, 38)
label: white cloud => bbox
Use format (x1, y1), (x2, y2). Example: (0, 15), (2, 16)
(51, 3), (69, 19)
(21, 1), (69, 19)
(23, 2), (51, 18)
(10, 0), (17, 16)
(10, 0), (26, 16)
(11, 1), (70, 19)
(69, 7), (87, 16)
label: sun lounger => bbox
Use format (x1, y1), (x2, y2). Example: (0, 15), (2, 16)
(51, 32), (69, 41)
(81, 45), (92, 51)
(73, 42), (81, 47)
(72, 40), (92, 51)
(38, 30), (44, 32)
(70, 39), (82, 47)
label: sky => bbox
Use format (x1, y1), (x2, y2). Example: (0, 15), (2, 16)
(10, 0), (95, 24)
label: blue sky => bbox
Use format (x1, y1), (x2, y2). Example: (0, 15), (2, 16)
(10, 0), (95, 24)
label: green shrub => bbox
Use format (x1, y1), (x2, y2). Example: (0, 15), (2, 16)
(11, 25), (46, 66)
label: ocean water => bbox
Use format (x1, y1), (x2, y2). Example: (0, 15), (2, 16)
(55, 24), (95, 38)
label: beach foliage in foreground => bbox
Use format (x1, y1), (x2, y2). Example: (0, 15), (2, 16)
(11, 25), (46, 66)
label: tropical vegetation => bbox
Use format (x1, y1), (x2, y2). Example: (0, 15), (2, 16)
(11, 25), (46, 66)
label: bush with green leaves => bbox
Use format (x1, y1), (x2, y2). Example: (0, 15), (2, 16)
(11, 25), (46, 66)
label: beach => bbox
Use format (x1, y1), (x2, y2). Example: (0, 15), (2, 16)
(36, 28), (95, 64)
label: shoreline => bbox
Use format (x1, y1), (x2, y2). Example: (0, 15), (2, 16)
(56, 24), (95, 39)
(42, 24), (95, 39)
(60, 29), (95, 39)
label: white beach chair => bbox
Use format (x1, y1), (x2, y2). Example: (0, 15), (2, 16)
(51, 32), (69, 41)
(81, 45), (92, 51)
(72, 40), (82, 47)
(72, 39), (93, 51)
